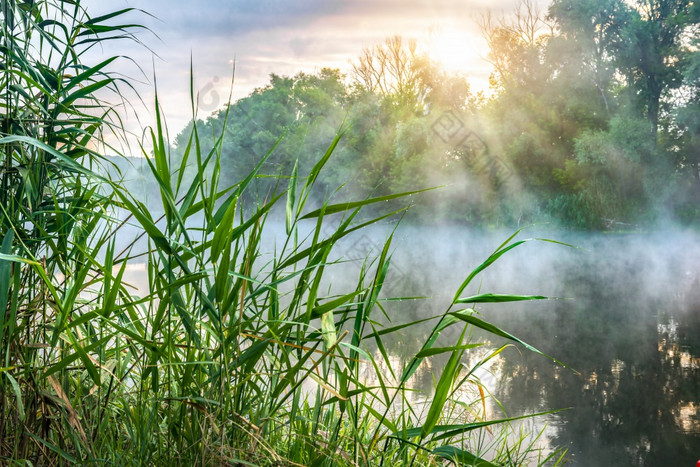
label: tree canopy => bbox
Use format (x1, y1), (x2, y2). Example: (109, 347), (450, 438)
(164, 0), (700, 229)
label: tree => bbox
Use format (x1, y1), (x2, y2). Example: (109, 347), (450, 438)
(547, 0), (632, 118)
(616, 0), (699, 138)
(479, 0), (554, 92)
(350, 34), (472, 113)
(352, 35), (427, 109)
(170, 69), (350, 205)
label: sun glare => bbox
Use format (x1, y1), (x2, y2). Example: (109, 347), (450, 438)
(425, 27), (486, 75)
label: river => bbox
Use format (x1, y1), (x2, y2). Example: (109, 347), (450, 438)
(116, 219), (700, 465)
(357, 226), (700, 466)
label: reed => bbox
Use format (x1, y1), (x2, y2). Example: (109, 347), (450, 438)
(0, 1), (569, 465)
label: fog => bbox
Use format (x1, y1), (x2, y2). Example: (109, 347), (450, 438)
(304, 222), (700, 466)
(91, 0), (700, 462)
(107, 208), (700, 466)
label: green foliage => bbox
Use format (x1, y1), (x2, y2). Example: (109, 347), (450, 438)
(0, 2), (572, 465)
(138, 0), (700, 231)
(167, 68), (350, 208)
(475, 0), (700, 228)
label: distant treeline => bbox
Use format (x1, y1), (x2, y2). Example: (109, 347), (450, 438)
(120, 0), (700, 230)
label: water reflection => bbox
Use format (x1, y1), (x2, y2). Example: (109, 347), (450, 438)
(380, 228), (700, 466)
(116, 221), (700, 465)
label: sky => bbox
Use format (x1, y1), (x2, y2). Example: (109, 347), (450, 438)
(81, 0), (551, 149)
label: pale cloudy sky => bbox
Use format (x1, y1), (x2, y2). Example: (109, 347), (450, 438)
(81, 0), (550, 147)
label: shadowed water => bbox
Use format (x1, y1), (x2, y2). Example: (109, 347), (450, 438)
(115, 218), (700, 465)
(366, 226), (700, 466)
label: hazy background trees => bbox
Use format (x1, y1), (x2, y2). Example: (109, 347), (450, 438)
(137, 0), (700, 230)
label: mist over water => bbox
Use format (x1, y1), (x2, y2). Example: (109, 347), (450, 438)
(381, 226), (700, 466)
(111, 212), (700, 466)
(276, 222), (700, 466)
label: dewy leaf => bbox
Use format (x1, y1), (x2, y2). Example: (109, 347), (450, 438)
(320, 311), (338, 349)
(455, 293), (548, 304)
(286, 159), (298, 235)
(415, 344), (483, 358)
(450, 309), (575, 371)
(398, 408), (569, 441)
(300, 187), (436, 219)
(432, 446), (498, 467)
(420, 345), (463, 439)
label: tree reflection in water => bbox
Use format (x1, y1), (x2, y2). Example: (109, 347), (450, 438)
(487, 233), (700, 466)
(376, 228), (700, 466)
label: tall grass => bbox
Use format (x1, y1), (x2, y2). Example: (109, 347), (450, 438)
(0, 1), (570, 465)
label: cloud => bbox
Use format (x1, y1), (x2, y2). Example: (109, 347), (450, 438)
(81, 0), (545, 144)
(121, 0), (345, 37)
(289, 36), (315, 57)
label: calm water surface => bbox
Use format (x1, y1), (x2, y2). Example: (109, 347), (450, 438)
(118, 221), (700, 466)
(367, 226), (700, 466)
